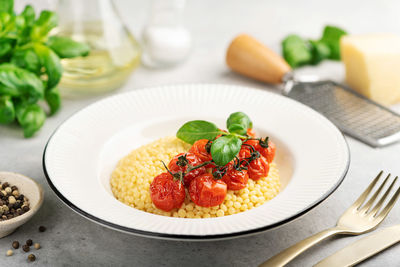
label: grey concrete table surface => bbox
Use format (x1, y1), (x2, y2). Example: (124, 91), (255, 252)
(2, 0), (400, 266)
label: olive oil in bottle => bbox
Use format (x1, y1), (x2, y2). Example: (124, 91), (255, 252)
(55, 1), (141, 97)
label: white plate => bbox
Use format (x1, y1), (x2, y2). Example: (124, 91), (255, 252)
(43, 84), (349, 240)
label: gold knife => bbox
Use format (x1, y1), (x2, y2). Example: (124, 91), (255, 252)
(314, 225), (400, 267)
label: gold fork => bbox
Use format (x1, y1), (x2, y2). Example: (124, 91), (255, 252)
(259, 171), (400, 267)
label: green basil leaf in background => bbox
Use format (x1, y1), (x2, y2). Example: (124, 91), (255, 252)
(0, 0), (13, 14)
(0, 63), (44, 102)
(0, 12), (16, 38)
(226, 111), (253, 135)
(11, 48), (41, 74)
(14, 5), (35, 44)
(21, 5), (35, 27)
(320, 25), (347, 60)
(309, 40), (330, 65)
(0, 95), (15, 124)
(30, 10), (58, 41)
(0, 39), (12, 59)
(16, 102), (46, 137)
(47, 36), (90, 58)
(282, 34), (312, 68)
(33, 43), (62, 89)
(177, 120), (221, 144)
(45, 87), (61, 115)
(211, 135), (242, 166)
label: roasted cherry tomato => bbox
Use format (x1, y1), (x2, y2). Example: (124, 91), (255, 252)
(189, 173), (227, 207)
(247, 128), (256, 137)
(243, 139), (276, 163)
(189, 139), (212, 163)
(263, 140), (276, 163)
(219, 163), (249, 190)
(168, 152), (206, 186)
(239, 145), (270, 180)
(150, 172), (185, 212)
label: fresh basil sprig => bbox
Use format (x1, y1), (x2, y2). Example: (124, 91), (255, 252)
(176, 112), (253, 166)
(226, 111), (252, 135)
(176, 120), (221, 144)
(0, 95), (14, 124)
(210, 135), (242, 166)
(47, 36), (90, 58)
(0, 0), (90, 137)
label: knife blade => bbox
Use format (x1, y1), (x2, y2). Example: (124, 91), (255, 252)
(314, 225), (400, 267)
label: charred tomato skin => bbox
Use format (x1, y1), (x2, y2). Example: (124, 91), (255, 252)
(263, 141), (276, 163)
(239, 145), (270, 180)
(150, 172), (185, 211)
(219, 163), (249, 190)
(189, 173), (227, 207)
(189, 139), (214, 168)
(243, 139), (276, 163)
(168, 152), (206, 185)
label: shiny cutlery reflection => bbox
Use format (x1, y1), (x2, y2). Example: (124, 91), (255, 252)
(259, 171), (400, 267)
(314, 224), (400, 267)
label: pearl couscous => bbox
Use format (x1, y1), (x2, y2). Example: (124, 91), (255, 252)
(110, 136), (281, 218)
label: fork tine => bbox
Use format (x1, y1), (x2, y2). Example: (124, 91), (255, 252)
(349, 171), (383, 210)
(369, 177), (398, 216)
(359, 173), (390, 213)
(375, 177), (400, 221)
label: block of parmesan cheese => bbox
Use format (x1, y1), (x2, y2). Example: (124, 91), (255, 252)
(341, 34), (400, 105)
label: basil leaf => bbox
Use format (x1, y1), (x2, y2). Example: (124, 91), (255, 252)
(45, 87), (61, 115)
(30, 10), (58, 41)
(320, 25), (347, 60)
(21, 5), (35, 27)
(0, 39), (12, 58)
(177, 120), (220, 144)
(47, 36), (90, 58)
(226, 111), (253, 135)
(211, 135), (242, 166)
(282, 35), (312, 68)
(13, 5), (35, 45)
(227, 123), (247, 135)
(33, 43), (62, 89)
(0, 95), (15, 124)
(0, 0), (13, 14)
(0, 63), (44, 102)
(15, 102), (46, 137)
(0, 12), (16, 38)
(11, 48), (41, 74)
(309, 40), (330, 65)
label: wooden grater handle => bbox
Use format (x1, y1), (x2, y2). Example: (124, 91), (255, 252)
(226, 34), (291, 84)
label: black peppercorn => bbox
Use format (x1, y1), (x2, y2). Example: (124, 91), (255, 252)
(12, 241), (19, 249)
(26, 239), (33, 246)
(22, 244), (30, 252)
(38, 226), (46, 232)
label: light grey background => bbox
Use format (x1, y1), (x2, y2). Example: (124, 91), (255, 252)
(1, 0), (400, 266)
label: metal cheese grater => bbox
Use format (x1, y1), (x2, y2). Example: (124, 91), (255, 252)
(226, 34), (400, 147)
(283, 76), (400, 147)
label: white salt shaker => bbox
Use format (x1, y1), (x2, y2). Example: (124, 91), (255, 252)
(142, 0), (191, 68)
